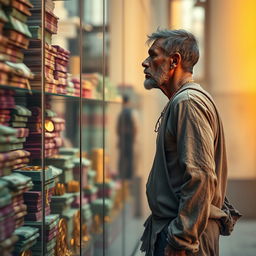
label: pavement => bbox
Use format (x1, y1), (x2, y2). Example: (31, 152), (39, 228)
(133, 220), (256, 256)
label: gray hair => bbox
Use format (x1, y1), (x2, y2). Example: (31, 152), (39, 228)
(147, 29), (199, 73)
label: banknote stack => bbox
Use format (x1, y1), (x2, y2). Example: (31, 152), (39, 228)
(12, 165), (61, 256)
(53, 45), (70, 94)
(24, 106), (55, 158)
(0, 149), (31, 177)
(1, 172), (33, 229)
(0, 89), (15, 126)
(28, 0), (58, 36)
(66, 76), (80, 97)
(0, 0), (34, 90)
(0, 125), (31, 176)
(28, 0), (55, 44)
(23, 190), (51, 221)
(13, 226), (39, 255)
(9, 105), (31, 150)
(84, 169), (98, 203)
(0, 0), (9, 85)
(70, 77), (80, 97)
(24, 41), (59, 93)
(46, 154), (75, 185)
(0, 179), (18, 256)
(25, 214), (60, 256)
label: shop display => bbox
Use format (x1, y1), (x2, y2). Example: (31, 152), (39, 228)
(0, 1), (126, 255)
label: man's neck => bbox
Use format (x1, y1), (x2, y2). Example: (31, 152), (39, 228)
(168, 73), (194, 99)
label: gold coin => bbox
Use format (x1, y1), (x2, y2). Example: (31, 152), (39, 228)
(45, 120), (55, 132)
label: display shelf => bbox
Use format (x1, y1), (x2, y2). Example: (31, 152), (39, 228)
(0, 84), (121, 104)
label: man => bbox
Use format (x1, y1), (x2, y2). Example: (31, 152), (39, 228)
(117, 95), (137, 180)
(141, 29), (241, 256)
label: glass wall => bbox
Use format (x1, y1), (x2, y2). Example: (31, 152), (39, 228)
(0, 0), (144, 255)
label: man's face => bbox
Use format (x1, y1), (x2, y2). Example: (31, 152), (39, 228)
(142, 39), (171, 90)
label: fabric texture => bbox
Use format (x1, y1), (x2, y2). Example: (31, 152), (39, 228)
(141, 83), (241, 256)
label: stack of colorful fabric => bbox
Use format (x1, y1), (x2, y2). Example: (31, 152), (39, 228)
(0, 179), (18, 256)
(71, 77), (80, 97)
(0, 0), (34, 89)
(2, 173), (33, 229)
(52, 45), (70, 94)
(13, 226), (39, 255)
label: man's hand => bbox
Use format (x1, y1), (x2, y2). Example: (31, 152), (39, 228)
(164, 244), (186, 256)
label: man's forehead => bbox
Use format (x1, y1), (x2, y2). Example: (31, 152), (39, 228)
(149, 38), (165, 51)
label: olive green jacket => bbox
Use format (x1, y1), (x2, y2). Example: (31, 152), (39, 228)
(141, 83), (241, 255)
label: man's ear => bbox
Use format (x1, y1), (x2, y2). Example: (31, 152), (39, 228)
(170, 52), (182, 69)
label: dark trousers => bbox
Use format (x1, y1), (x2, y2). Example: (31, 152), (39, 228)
(154, 220), (220, 256)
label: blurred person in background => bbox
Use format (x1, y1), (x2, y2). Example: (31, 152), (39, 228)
(140, 29), (241, 256)
(116, 95), (137, 180)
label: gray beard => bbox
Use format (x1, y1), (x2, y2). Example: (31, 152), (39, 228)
(144, 78), (159, 90)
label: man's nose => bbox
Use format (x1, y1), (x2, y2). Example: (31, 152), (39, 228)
(142, 58), (149, 68)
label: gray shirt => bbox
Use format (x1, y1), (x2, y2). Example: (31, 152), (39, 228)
(141, 83), (240, 255)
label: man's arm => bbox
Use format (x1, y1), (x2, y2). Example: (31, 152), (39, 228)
(166, 96), (218, 253)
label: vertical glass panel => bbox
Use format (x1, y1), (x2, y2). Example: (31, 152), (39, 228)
(107, 0), (145, 254)
(103, 0), (126, 255)
(81, 0), (105, 255)
(44, 0), (82, 255)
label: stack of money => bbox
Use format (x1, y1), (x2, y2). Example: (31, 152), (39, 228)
(52, 45), (70, 95)
(0, 125), (23, 154)
(25, 214), (60, 256)
(0, 179), (18, 256)
(24, 41), (59, 92)
(24, 106), (57, 158)
(10, 105), (31, 129)
(0, 90), (15, 125)
(14, 165), (54, 193)
(0, 0), (34, 89)
(1, 0), (32, 63)
(84, 170), (98, 203)
(1, 173), (33, 228)
(13, 226), (39, 255)
(72, 157), (90, 189)
(23, 190), (51, 221)
(45, 155), (74, 184)
(27, 0), (58, 35)
(0, 149), (31, 177)
(65, 76), (79, 97)
(70, 77), (80, 97)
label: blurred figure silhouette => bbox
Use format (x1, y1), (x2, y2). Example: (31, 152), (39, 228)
(116, 95), (137, 180)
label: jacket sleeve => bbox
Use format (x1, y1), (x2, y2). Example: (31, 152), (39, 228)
(166, 95), (218, 253)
